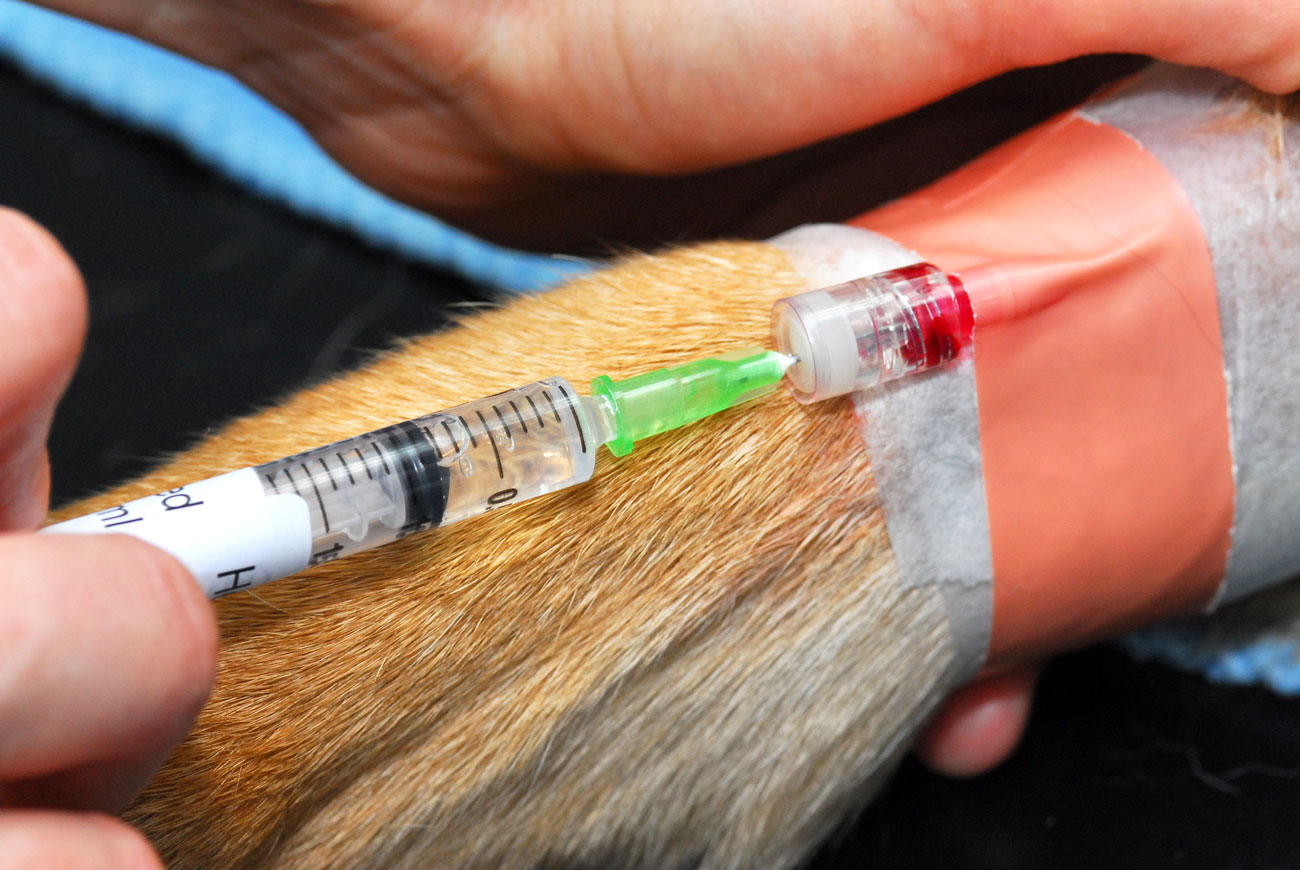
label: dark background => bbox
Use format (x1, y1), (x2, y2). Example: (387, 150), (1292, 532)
(4, 57), (1300, 869)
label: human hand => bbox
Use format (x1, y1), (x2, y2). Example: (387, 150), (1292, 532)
(30, 0), (1300, 250)
(0, 209), (218, 868)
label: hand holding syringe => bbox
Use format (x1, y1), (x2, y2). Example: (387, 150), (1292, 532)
(47, 263), (975, 598)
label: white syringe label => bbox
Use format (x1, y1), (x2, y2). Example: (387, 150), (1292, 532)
(42, 468), (313, 598)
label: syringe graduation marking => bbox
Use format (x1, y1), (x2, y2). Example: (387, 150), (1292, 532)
(525, 395), (545, 427)
(441, 419), (460, 454)
(508, 400), (528, 433)
(492, 405), (512, 439)
(317, 457), (339, 491)
(353, 446), (374, 480)
(554, 383), (587, 454)
(336, 452), (356, 484)
(299, 465), (330, 533)
(371, 442), (392, 475)
(459, 416), (478, 448)
(475, 409), (505, 478)
(433, 432), (446, 460)
(421, 426), (443, 461)
(540, 389), (562, 423)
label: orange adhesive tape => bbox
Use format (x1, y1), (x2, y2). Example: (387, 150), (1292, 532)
(853, 111), (1234, 666)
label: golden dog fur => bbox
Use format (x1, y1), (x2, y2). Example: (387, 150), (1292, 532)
(61, 242), (956, 869)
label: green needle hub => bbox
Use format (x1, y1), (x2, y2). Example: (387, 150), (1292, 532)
(591, 348), (790, 457)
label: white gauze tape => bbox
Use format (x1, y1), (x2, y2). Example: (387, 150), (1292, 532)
(1084, 65), (1300, 606)
(769, 224), (994, 683)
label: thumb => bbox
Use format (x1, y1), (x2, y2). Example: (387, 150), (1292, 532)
(0, 208), (88, 530)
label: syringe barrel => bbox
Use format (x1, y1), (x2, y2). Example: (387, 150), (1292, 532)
(43, 377), (602, 597)
(771, 263), (974, 403)
(260, 377), (600, 568)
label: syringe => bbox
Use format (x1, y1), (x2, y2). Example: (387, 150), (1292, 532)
(45, 349), (789, 598)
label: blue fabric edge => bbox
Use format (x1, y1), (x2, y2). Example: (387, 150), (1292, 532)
(0, 0), (592, 291)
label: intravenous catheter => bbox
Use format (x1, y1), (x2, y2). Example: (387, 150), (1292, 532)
(771, 262), (974, 403)
(47, 262), (975, 598)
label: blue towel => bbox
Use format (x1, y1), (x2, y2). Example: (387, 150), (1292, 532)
(1124, 622), (1300, 695)
(1, 0), (1293, 695)
(0, 0), (591, 291)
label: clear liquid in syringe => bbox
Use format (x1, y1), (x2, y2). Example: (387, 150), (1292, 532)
(253, 378), (600, 568)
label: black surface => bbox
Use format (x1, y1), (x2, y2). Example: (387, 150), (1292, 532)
(5, 58), (1300, 869)
(817, 650), (1300, 869)
(0, 60), (484, 503)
